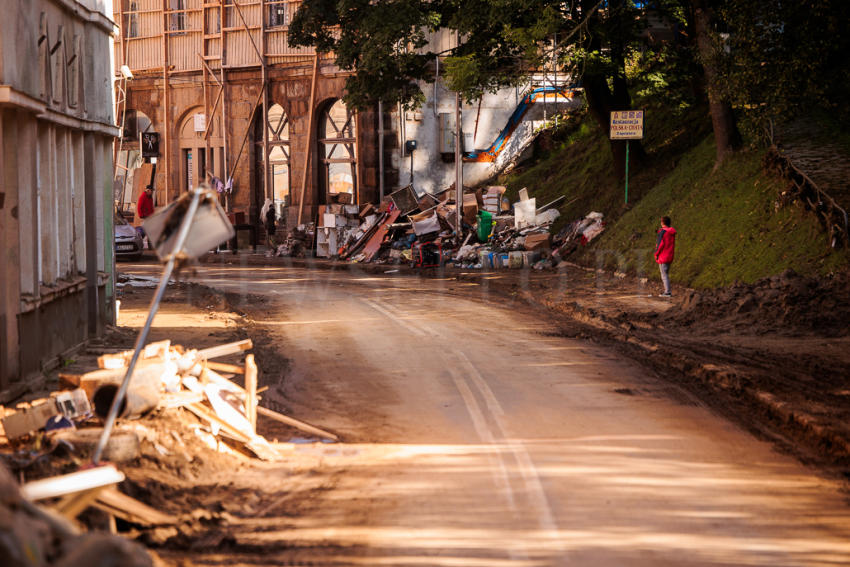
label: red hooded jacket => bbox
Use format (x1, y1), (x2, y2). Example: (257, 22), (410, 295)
(655, 226), (676, 264)
(137, 190), (154, 219)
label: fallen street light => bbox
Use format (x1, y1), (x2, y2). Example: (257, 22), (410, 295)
(93, 186), (234, 464)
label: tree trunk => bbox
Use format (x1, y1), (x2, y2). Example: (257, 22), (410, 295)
(693, 0), (741, 167)
(579, 0), (647, 179)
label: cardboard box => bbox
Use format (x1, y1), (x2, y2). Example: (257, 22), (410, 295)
(524, 232), (551, 251)
(2, 401), (60, 440)
(358, 203), (375, 218)
(332, 192), (353, 204)
(462, 193), (478, 225)
(410, 211), (440, 235)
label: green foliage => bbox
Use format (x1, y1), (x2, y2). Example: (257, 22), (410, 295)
(289, 0), (444, 110)
(586, 137), (849, 287)
(499, 89), (847, 287)
(717, 0), (850, 137)
(289, 0), (659, 110)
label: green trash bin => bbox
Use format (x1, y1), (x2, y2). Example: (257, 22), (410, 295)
(477, 210), (493, 242)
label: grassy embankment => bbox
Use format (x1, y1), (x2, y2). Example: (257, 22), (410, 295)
(496, 101), (849, 289)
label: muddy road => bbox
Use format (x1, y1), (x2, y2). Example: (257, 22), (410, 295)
(120, 262), (850, 566)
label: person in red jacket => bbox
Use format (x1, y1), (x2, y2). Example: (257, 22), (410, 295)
(137, 185), (154, 220)
(136, 185), (155, 249)
(654, 216), (676, 297)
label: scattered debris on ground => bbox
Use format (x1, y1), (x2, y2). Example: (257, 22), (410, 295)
(0, 325), (337, 565)
(271, 184), (606, 269)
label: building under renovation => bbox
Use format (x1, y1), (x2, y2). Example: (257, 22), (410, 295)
(113, 1), (578, 237)
(113, 0), (384, 232)
(0, 0), (117, 386)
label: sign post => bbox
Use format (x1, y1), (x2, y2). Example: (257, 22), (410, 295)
(609, 110), (644, 204)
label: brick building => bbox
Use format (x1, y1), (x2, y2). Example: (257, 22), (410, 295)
(113, 0), (386, 234)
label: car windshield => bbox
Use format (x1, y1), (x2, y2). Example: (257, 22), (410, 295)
(114, 210), (130, 226)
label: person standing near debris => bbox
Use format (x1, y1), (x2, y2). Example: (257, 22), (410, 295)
(137, 185), (155, 249)
(262, 198), (277, 249)
(654, 216), (676, 297)
(137, 185), (154, 220)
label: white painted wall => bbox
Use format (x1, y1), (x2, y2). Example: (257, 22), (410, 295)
(390, 29), (581, 196)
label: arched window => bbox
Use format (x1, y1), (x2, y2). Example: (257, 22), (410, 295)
(319, 99), (357, 200)
(255, 103), (291, 210)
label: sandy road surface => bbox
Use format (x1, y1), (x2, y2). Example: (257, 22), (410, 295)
(123, 263), (850, 566)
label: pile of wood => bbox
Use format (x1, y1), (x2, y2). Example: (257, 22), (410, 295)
(56, 338), (336, 460)
(0, 337), (338, 546)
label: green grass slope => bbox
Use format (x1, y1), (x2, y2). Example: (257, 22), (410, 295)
(498, 108), (849, 289)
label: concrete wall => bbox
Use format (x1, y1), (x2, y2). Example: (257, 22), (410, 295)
(393, 83), (581, 196)
(0, 0), (116, 387)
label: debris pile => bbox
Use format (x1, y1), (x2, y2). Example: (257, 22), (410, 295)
(272, 223), (315, 258)
(0, 338), (336, 561)
(295, 185), (607, 269)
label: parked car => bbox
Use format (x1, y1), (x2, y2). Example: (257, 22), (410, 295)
(114, 210), (144, 261)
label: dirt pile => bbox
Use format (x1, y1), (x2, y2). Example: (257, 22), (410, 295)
(665, 269), (850, 337)
(0, 462), (158, 567)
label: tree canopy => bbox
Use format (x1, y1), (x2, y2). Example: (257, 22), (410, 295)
(290, 0), (850, 167)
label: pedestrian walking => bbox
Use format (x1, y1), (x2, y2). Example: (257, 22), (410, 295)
(654, 216), (676, 297)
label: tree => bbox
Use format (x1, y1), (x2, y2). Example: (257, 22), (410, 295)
(289, 0), (444, 110)
(291, 0), (655, 178)
(691, 0), (741, 166)
(717, 0), (850, 134)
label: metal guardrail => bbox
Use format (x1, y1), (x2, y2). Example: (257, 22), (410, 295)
(764, 147), (849, 249)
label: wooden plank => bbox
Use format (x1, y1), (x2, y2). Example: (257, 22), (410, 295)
(184, 402), (252, 444)
(55, 487), (106, 519)
(97, 339), (170, 369)
(158, 391), (204, 409)
(341, 212), (384, 259)
(257, 406), (339, 442)
(360, 208), (401, 262)
(205, 360), (245, 374)
(94, 487), (177, 526)
(21, 465), (125, 501)
(184, 403), (278, 461)
(196, 339), (253, 360)
(297, 54), (321, 225)
(244, 354), (257, 433)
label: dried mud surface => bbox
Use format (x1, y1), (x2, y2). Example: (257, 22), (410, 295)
(442, 264), (850, 480)
(4, 262), (849, 566)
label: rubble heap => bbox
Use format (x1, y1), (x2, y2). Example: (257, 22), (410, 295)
(279, 185), (607, 268)
(0, 338), (336, 564)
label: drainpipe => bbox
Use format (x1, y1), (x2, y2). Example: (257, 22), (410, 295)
(378, 100), (385, 201)
(454, 31), (462, 236)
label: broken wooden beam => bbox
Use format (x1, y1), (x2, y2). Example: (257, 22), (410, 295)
(204, 360), (246, 374)
(94, 486), (177, 526)
(244, 354), (258, 433)
(196, 339), (253, 360)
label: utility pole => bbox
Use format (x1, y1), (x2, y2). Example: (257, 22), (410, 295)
(454, 32), (463, 236)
